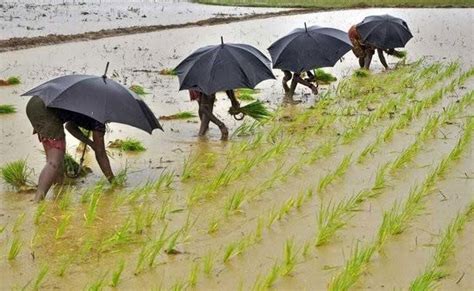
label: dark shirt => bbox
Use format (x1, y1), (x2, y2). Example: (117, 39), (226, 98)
(55, 109), (106, 132)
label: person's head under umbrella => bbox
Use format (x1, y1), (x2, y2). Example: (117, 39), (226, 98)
(26, 96), (115, 201)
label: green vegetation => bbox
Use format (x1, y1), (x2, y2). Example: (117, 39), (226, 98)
(8, 236), (22, 260)
(235, 88), (259, 101)
(0, 104), (16, 114)
(64, 152), (91, 177)
(109, 138), (146, 152)
(159, 111), (197, 120)
(313, 68), (337, 84)
(229, 100), (272, 121)
(196, 0), (472, 8)
(159, 68), (178, 76)
(129, 84), (148, 95)
(0, 76), (21, 85)
(0, 159), (34, 191)
(353, 69), (370, 78)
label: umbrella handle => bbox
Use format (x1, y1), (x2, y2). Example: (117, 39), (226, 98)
(66, 132), (89, 178)
(103, 62), (110, 78)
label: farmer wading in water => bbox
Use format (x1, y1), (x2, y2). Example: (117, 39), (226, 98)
(189, 89), (240, 140)
(348, 25), (404, 70)
(281, 70), (318, 103)
(26, 95), (115, 201)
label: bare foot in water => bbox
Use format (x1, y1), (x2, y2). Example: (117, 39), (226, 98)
(220, 125), (229, 140)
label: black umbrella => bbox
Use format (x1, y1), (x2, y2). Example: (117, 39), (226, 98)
(356, 14), (413, 49)
(268, 23), (352, 73)
(22, 64), (162, 134)
(175, 37), (275, 95)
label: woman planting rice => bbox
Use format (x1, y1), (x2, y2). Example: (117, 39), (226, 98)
(281, 70), (318, 103)
(26, 96), (114, 201)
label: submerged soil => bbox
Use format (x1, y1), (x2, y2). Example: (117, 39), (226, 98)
(0, 7), (473, 291)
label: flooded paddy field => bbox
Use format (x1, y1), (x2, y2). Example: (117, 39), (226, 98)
(0, 7), (473, 291)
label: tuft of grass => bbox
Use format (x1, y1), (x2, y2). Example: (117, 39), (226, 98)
(0, 104), (16, 114)
(109, 138), (146, 152)
(159, 111), (197, 120)
(281, 239), (298, 276)
(6, 76), (21, 85)
(55, 214), (72, 239)
(32, 264), (49, 291)
(313, 68), (337, 84)
(159, 68), (177, 76)
(129, 84), (148, 95)
(353, 69), (370, 78)
(0, 159), (34, 191)
(110, 259), (125, 287)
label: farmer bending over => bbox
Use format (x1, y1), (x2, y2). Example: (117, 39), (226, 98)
(189, 89), (240, 140)
(26, 96), (114, 201)
(348, 25), (404, 70)
(282, 70), (318, 103)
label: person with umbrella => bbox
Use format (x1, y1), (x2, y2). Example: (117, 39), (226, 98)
(268, 23), (352, 103)
(26, 96), (114, 201)
(348, 15), (412, 70)
(175, 37), (274, 140)
(189, 89), (240, 140)
(22, 64), (162, 201)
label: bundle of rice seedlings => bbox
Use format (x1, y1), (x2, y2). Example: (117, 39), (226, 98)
(235, 88), (258, 101)
(129, 85), (148, 95)
(229, 100), (272, 121)
(64, 153), (91, 177)
(353, 69), (370, 78)
(109, 138), (146, 152)
(159, 68), (177, 76)
(393, 50), (407, 59)
(0, 159), (34, 191)
(313, 69), (337, 84)
(0, 104), (16, 114)
(0, 76), (21, 86)
(159, 111), (197, 120)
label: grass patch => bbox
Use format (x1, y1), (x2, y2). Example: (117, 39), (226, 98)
(159, 111), (197, 120)
(313, 68), (337, 84)
(129, 85), (148, 95)
(108, 138), (146, 152)
(0, 159), (34, 191)
(353, 69), (370, 78)
(159, 68), (177, 76)
(0, 104), (16, 114)
(0, 76), (21, 85)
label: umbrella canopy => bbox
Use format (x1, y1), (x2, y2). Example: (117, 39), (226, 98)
(268, 24), (352, 73)
(175, 37), (275, 95)
(22, 74), (162, 134)
(356, 14), (413, 49)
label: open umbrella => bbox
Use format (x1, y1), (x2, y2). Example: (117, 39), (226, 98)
(356, 14), (413, 49)
(22, 63), (162, 134)
(268, 23), (352, 73)
(175, 37), (275, 95)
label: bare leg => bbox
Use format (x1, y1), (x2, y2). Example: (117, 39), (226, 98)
(197, 98), (209, 135)
(92, 130), (114, 183)
(200, 96), (228, 140)
(377, 48), (389, 69)
(282, 70), (292, 94)
(294, 74), (318, 95)
(358, 57), (365, 68)
(36, 146), (65, 201)
(364, 49), (374, 70)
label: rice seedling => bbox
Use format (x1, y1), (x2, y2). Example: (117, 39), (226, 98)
(6, 76), (21, 84)
(111, 167), (128, 188)
(56, 186), (73, 211)
(12, 212), (25, 233)
(313, 68), (337, 84)
(207, 216), (219, 234)
(159, 111), (197, 120)
(159, 68), (177, 75)
(64, 152), (91, 177)
(8, 236), (22, 260)
(372, 162), (390, 192)
(232, 120), (262, 137)
(409, 269), (445, 291)
(0, 159), (34, 191)
(55, 214), (72, 239)
(202, 251), (215, 276)
(188, 262), (200, 287)
(229, 100), (272, 121)
(147, 225), (169, 267)
(353, 69), (370, 78)
(109, 138), (146, 152)
(84, 190), (101, 226)
(135, 244), (152, 275)
(224, 189), (246, 216)
(87, 272), (108, 291)
(57, 256), (74, 277)
(110, 259), (125, 287)
(81, 180), (105, 203)
(0, 104), (16, 114)
(281, 239), (298, 276)
(263, 262), (281, 288)
(254, 216), (264, 242)
(302, 241), (312, 259)
(277, 197), (295, 221)
(165, 230), (181, 254)
(235, 88), (258, 101)
(328, 243), (375, 291)
(223, 242), (238, 263)
(170, 281), (185, 291)
(32, 264), (49, 291)
(101, 218), (133, 250)
(153, 169), (174, 191)
(159, 194), (172, 220)
(129, 84), (148, 95)
(317, 154), (352, 193)
(0, 224), (6, 234)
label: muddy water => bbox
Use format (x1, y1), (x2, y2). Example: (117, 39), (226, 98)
(0, 7), (473, 290)
(0, 0), (289, 39)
